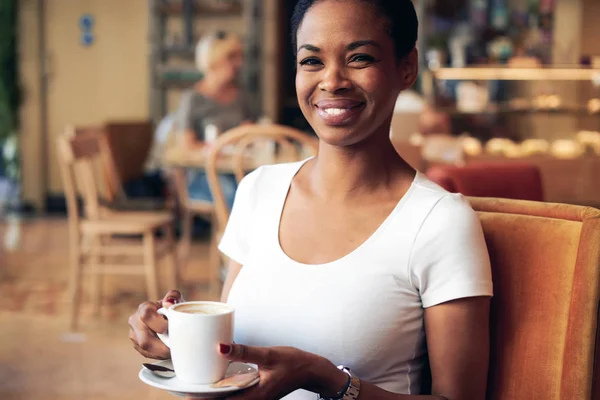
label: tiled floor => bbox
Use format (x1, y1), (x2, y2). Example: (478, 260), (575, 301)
(0, 217), (215, 399)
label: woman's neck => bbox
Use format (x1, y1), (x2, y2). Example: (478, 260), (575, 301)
(306, 127), (415, 202)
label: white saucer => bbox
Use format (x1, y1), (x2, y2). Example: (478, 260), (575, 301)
(139, 360), (259, 398)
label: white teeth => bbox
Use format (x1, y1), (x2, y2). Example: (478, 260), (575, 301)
(323, 108), (347, 116)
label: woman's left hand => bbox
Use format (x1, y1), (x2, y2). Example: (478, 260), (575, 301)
(219, 343), (348, 400)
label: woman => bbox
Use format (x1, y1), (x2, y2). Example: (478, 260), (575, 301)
(179, 31), (256, 209)
(129, 1), (493, 399)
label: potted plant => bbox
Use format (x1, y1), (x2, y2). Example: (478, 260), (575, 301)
(0, 0), (21, 214)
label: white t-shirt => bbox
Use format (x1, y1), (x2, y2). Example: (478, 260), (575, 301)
(219, 159), (493, 399)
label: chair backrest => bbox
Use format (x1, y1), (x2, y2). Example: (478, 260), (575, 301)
(56, 133), (106, 227)
(426, 162), (544, 201)
(104, 121), (154, 184)
(468, 197), (600, 399)
(66, 125), (125, 202)
(205, 124), (319, 231)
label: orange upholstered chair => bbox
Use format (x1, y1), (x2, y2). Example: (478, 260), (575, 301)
(426, 163), (544, 201)
(468, 197), (600, 399)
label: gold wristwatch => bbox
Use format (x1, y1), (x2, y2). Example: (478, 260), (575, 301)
(318, 366), (361, 400)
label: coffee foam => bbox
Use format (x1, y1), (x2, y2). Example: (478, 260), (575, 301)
(174, 303), (231, 315)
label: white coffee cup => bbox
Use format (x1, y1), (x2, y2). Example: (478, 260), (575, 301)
(157, 301), (234, 384)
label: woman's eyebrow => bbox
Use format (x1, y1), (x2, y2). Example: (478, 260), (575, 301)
(346, 40), (380, 51)
(297, 40), (379, 53)
(297, 44), (320, 53)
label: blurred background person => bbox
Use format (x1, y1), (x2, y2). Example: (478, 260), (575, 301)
(178, 31), (257, 210)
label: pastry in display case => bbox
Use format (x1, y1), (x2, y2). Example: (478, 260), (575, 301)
(588, 99), (600, 114)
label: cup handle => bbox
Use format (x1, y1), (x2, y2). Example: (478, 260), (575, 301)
(156, 308), (170, 348)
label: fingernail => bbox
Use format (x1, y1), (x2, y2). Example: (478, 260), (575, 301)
(166, 297), (178, 304)
(219, 343), (232, 355)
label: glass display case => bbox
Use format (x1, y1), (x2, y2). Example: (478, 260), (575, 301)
(426, 66), (600, 142)
(411, 66), (600, 208)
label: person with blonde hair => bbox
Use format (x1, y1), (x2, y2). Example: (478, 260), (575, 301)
(178, 31), (256, 210)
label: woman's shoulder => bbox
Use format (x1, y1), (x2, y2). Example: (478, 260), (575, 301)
(407, 172), (480, 232)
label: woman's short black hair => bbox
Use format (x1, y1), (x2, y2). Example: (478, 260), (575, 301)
(291, 0), (418, 61)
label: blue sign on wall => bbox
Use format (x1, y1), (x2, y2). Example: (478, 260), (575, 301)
(81, 32), (95, 47)
(79, 14), (94, 30)
(79, 14), (95, 47)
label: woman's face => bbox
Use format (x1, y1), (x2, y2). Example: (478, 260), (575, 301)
(295, 0), (417, 147)
(210, 45), (244, 85)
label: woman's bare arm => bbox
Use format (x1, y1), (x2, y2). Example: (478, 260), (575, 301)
(312, 296), (490, 400)
(424, 296), (490, 400)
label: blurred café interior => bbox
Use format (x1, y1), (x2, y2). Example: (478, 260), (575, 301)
(1, 0), (600, 399)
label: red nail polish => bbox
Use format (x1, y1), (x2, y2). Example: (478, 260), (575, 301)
(220, 344), (232, 354)
(166, 297), (178, 304)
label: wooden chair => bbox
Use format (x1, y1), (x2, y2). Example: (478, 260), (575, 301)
(56, 133), (178, 331)
(167, 167), (215, 282)
(462, 197), (600, 399)
(66, 124), (168, 211)
(204, 124), (319, 293)
(65, 125), (124, 201)
(104, 121), (154, 189)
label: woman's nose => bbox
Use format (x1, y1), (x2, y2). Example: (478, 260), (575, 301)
(318, 66), (351, 93)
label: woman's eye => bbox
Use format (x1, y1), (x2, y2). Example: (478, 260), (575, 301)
(349, 54), (376, 64)
(299, 57), (322, 67)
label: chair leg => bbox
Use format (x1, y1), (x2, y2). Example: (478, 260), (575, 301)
(89, 234), (102, 317)
(208, 225), (221, 300)
(164, 223), (179, 291)
(143, 231), (159, 300)
(97, 235), (109, 313)
(179, 208), (193, 274)
(68, 232), (83, 331)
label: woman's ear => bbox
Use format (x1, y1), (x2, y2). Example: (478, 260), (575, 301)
(397, 48), (419, 90)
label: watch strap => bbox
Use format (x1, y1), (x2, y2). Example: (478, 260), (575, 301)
(318, 366), (361, 400)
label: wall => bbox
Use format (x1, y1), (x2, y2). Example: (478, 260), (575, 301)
(19, 0), (44, 209)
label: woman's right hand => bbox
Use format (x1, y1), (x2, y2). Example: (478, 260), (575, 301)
(128, 290), (184, 360)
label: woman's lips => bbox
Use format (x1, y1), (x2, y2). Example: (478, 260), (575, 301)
(315, 100), (365, 126)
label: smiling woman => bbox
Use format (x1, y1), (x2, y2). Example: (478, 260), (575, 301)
(293, 0), (418, 148)
(129, 1), (493, 400)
